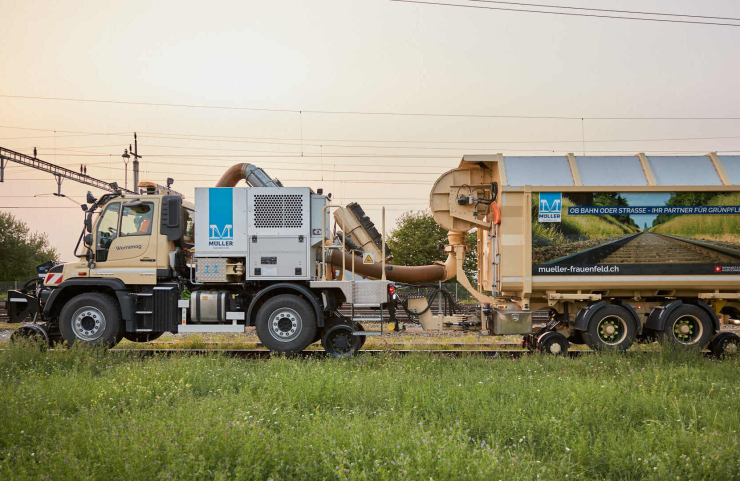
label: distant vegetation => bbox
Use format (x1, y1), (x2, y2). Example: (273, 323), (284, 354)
(533, 195), (639, 246)
(651, 192), (740, 242)
(0, 211), (58, 281)
(0, 345), (738, 480)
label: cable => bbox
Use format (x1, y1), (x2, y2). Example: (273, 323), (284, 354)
(393, 0), (740, 27)
(3, 94), (740, 120)
(5, 123), (740, 145)
(465, 0), (740, 22)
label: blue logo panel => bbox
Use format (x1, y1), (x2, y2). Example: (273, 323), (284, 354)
(539, 192), (562, 222)
(208, 188), (234, 247)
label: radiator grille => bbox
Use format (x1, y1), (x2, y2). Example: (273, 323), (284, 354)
(254, 194), (304, 228)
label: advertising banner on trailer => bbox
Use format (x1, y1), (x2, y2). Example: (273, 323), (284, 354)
(532, 191), (740, 276)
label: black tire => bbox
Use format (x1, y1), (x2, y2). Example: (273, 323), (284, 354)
(123, 331), (164, 343)
(322, 324), (360, 358)
(658, 304), (713, 349)
(59, 293), (122, 347)
(255, 294), (317, 353)
(582, 305), (637, 352)
(710, 332), (740, 360)
(538, 331), (569, 355)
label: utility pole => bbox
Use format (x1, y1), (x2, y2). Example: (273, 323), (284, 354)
(131, 133), (141, 193)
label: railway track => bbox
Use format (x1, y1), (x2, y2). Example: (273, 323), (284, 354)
(602, 232), (740, 264)
(548, 232), (740, 266)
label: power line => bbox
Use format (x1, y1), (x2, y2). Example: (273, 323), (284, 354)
(393, 0), (740, 27)
(5, 124), (740, 146)
(3, 94), (740, 120)
(465, 0), (740, 22)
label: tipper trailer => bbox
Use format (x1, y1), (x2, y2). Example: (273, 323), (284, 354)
(6, 151), (740, 357)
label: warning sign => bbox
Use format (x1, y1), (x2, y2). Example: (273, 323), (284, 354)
(362, 252), (375, 264)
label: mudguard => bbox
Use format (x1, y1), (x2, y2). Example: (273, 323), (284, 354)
(572, 300), (641, 334)
(246, 283), (324, 328)
(646, 300), (719, 333)
(572, 301), (607, 332)
(43, 278), (133, 324)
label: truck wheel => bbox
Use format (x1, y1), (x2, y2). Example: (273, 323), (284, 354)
(582, 305), (636, 352)
(658, 304), (713, 349)
(123, 332), (164, 343)
(59, 293), (122, 347)
(255, 294), (317, 353)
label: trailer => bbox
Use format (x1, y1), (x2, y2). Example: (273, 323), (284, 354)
(422, 152), (740, 356)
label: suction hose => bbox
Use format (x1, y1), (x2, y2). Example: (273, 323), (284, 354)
(326, 231), (465, 283)
(216, 163), (281, 187)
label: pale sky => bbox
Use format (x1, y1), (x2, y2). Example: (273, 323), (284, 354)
(1, 0), (739, 261)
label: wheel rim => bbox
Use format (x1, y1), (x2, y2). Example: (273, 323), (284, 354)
(71, 306), (106, 341)
(548, 341), (562, 354)
(597, 315), (627, 345)
(268, 308), (302, 343)
(671, 315), (702, 345)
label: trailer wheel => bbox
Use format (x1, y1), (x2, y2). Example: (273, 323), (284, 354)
(658, 305), (713, 349)
(255, 294), (317, 353)
(537, 331), (569, 355)
(582, 305), (636, 352)
(123, 332), (164, 343)
(710, 332), (740, 360)
(59, 293), (122, 347)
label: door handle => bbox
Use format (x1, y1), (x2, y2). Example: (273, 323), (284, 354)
(140, 258), (156, 262)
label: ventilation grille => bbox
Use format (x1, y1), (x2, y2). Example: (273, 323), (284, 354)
(254, 194), (303, 228)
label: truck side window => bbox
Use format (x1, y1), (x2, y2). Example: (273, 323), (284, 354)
(96, 202), (120, 262)
(182, 208), (195, 246)
(120, 202), (154, 237)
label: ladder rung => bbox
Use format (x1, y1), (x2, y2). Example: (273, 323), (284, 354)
(130, 293), (153, 297)
(135, 311), (153, 315)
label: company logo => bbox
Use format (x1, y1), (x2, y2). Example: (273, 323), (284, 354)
(208, 188), (234, 248)
(539, 192), (562, 223)
(116, 245), (142, 250)
(715, 265), (740, 273)
(715, 265), (722, 273)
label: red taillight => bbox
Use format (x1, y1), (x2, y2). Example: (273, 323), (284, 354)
(388, 285), (395, 294)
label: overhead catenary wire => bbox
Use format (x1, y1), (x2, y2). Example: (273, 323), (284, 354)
(464, 0), (740, 22)
(392, 0), (740, 27)
(3, 94), (740, 120)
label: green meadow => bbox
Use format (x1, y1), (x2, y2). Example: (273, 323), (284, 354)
(1, 345), (738, 480)
(651, 192), (740, 243)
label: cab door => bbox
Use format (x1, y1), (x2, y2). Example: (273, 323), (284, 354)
(91, 200), (159, 285)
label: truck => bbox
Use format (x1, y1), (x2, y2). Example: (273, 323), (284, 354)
(8, 162), (397, 357)
(7, 152), (740, 358)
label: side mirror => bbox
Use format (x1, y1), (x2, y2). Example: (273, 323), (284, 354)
(160, 195), (182, 242)
(86, 191), (97, 204)
(84, 233), (93, 246)
(84, 215), (93, 233)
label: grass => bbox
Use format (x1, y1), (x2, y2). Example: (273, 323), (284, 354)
(533, 197), (640, 245)
(0, 344), (739, 480)
(651, 192), (740, 242)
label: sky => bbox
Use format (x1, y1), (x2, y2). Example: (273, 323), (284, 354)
(1, 0), (740, 262)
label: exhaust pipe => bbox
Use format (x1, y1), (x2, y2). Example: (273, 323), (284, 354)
(216, 163), (283, 188)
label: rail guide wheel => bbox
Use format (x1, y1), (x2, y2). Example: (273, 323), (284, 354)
(322, 324), (361, 358)
(537, 331), (569, 355)
(710, 332), (740, 360)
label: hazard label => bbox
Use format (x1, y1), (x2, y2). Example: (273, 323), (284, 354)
(363, 252), (375, 264)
